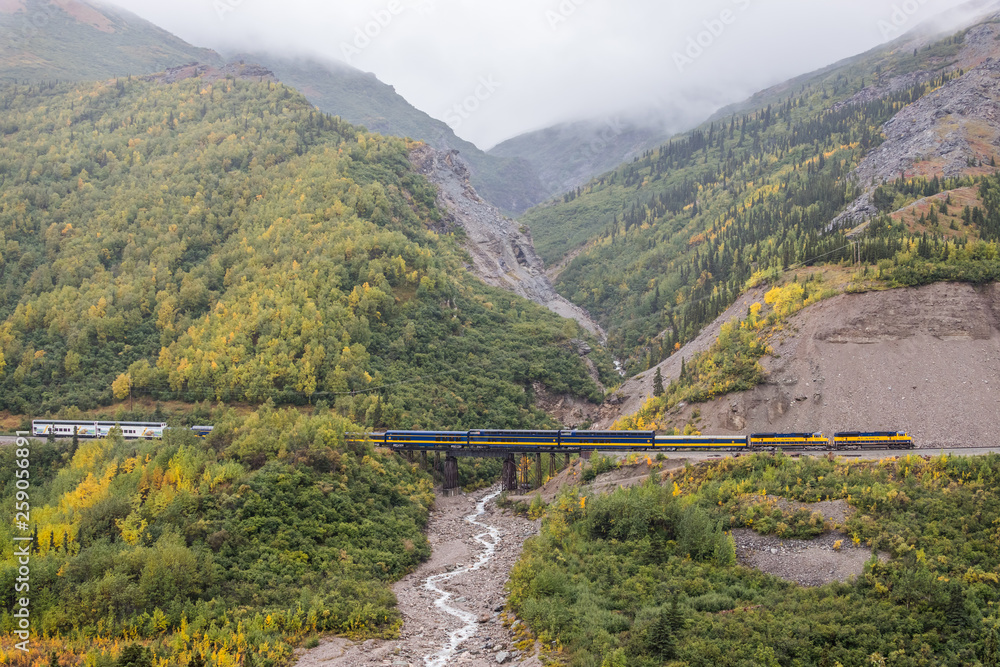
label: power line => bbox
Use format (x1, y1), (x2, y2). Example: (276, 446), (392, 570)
(116, 366), (468, 400)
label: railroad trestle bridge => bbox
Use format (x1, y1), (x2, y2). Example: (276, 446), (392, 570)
(397, 446), (591, 493)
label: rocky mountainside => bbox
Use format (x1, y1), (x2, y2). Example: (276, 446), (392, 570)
(241, 53), (549, 215)
(652, 282), (1000, 448)
(593, 288), (768, 428)
(832, 19), (1000, 229)
(0, 0), (222, 81)
(410, 144), (605, 341)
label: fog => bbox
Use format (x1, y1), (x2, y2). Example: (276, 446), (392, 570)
(105, 0), (978, 149)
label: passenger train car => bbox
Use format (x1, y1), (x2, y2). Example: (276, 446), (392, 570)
(31, 420), (211, 440)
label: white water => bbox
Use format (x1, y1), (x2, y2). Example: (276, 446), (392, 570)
(423, 488), (503, 667)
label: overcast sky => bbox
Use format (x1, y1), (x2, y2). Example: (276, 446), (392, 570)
(105, 0), (976, 149)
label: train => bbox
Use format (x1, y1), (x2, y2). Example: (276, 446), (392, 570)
(31, 420), (213, 440)
(31, 419), (913, 452)
(354, 429), (914, 452)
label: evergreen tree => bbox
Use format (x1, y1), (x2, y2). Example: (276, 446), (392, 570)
(946, 582), (967, 630)
(647, 605), (678, 660)
(117, 645), (151, 667)
(983, 626), (1000, 667)
(664, 593), (685, 633)
(653, 368), (665, 397)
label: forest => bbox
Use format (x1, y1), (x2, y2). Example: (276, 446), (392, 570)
(521, 30), (999, 373)
(0, 76), (610, 427)
(509, 453), (1000, 667)
(0, 408), (441, 666)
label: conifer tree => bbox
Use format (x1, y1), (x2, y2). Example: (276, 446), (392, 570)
(653, 368), (665, 397)
(647, 607), (677, 660)
(946, 582), (967, 630)
(648, 595), (684, 659)
(983, 625), (1000, 667)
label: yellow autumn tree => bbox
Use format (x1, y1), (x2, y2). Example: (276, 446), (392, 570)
(112, 372), (132, 400)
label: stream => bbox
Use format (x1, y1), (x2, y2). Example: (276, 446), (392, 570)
(422, 489), (503, 666)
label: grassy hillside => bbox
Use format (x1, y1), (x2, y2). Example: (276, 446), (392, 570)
(510, 453), (1000, 666)
(0, 0), (222, 82)
(520, 30), (1000, 373)
(0, 408), (435, 666)
(242, 53), (549, 214)
(0, 76), (606, 426)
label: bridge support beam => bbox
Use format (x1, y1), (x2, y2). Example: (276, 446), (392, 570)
(581, 450), (593, 461)
(420, 451), (427, 468)
(443, 456), (459, 493)
(434, 451), (441, 473)
(501, 454), (517, 492)
(549, 453), (556, 479)
(565, 452), (571, 470)
(535, 453), (542, 488)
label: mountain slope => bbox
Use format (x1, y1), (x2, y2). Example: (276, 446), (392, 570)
(615, 281), (1000, 446)
(0, 73), (603, 425)
(241, 53), (549, 214)
(832, 21), (1000, 228)
(519, 15), (1000, 374)
(487, 115), (676, 199)
(0, 0), (222, 81)
(409, 144), (606, 340)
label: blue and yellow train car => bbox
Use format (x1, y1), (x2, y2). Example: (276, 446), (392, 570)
(558, 430), (655, 450)
(655, 434), (748, 451)
(750, 432), (828, 450)
(469, 430), (561, 450)
(384, 430), (469, 449)
(834, 431), (913, 450)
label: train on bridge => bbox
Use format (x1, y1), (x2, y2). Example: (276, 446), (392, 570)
(354, 429), (914, 452)
(30, 420), (913, 452)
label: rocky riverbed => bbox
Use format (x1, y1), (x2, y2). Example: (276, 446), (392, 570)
(293, 487), (542, 667)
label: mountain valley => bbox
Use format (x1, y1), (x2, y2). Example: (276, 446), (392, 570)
(2, 1), (1000, 666)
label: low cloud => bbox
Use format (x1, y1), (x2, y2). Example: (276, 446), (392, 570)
(107, 0), (973, 148)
